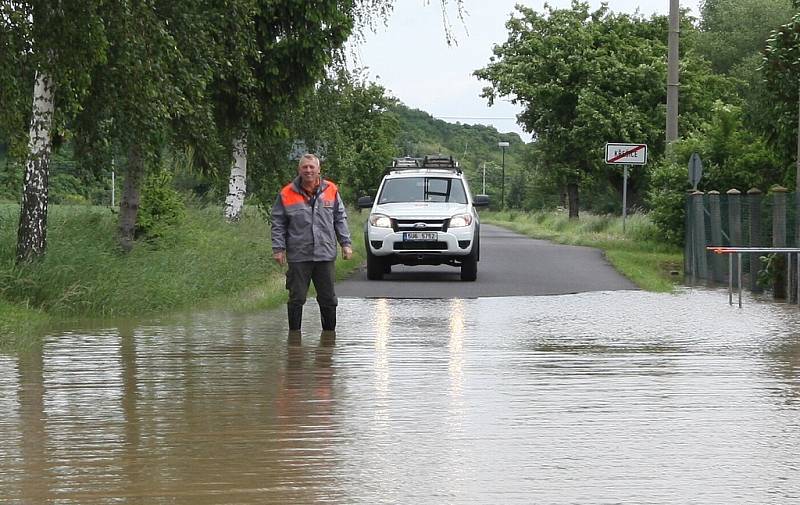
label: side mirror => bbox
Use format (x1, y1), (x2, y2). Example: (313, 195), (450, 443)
(473, 194), (490, 208)
(357, 196), (374, 208)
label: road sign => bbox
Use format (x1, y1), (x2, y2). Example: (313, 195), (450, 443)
(688, 152), (703, 189)
(605, 143), (647, 165)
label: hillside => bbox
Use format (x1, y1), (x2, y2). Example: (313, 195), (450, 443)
(390, 103), (529, 202)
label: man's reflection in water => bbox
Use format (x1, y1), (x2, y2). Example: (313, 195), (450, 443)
(285, 330), (336, 404)
(273, 330), (340, 501)
(288, 329), (302, 347)
(319, 329), (336, 348)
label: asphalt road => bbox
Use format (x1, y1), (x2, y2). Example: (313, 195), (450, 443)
(337, 224), (639, 298)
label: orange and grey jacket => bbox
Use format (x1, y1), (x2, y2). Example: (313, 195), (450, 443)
(271, 176), (351, 263)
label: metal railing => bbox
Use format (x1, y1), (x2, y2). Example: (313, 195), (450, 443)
(707, 247), (800, 307)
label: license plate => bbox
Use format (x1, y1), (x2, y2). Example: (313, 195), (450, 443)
(403, 232), (437, 241)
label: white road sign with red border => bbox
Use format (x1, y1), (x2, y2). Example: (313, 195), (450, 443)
(605, 143), (647, 165)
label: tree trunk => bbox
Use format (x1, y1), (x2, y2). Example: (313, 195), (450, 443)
(224, 132), (248, 222)
(118, 144), (144, 253)
(16, 71), (55, 263)
(567, 182), (579, 220)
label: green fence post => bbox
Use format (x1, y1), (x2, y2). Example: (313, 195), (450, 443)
(748, 188), (763, 293)
(772, 186), (788, 299)
(708, 191), (725, 282)
(692, 191), (708, 280)
(727, 189), (742, 288)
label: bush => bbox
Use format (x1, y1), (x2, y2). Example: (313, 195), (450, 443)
(647, 159), (688, 246)
(136, 170), (186, 240)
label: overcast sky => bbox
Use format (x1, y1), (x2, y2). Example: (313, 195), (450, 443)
(352, 0), (702, 142)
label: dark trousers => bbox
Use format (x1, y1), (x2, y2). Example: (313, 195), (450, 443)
(286, 261), (337, 330)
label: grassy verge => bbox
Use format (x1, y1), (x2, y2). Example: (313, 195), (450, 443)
(0, 300), (49, 351)
(482, 209), (682, 292)
(0, 203), (366, 349)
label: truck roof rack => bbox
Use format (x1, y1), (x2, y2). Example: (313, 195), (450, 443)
(386, 155), (462, 174)
(391, 156), (422, 168)
(422, 155), (459, 170)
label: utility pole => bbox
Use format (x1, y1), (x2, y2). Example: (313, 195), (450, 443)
(666, 0), (680, 143)
(498, 141), (509, 208)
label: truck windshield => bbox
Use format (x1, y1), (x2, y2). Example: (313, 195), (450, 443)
(378, 177), (468, 204)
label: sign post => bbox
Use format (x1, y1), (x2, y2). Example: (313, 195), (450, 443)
(688, 152), (703, 191)
(605, 143), (648, 233)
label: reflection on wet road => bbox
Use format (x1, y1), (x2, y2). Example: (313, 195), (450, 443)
(2, 289), (799, 504)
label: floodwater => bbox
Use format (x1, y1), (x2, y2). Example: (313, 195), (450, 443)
(1, 288), (799, 504)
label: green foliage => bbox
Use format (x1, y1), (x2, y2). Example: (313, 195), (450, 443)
(0, 1), (108, 151)
(697, 0), (795, 74)
(647, 156), (689, 246)
(475, 2), (736, 216)
(476, 4), (666, 175)
(646, 101), (785, 246)
(699, 105), (786, 191)
(136, 170), (186, 241)
(757, 253), (781, 289)
(0, 298), (49, 351)
(198, 0), (364, 205)
(762, 11), (800, 184)
(0, 152), (20, 202)
(286, 69), (400, 202)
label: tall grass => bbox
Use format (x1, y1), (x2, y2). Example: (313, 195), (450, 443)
(0, 300), (49, 351)
(483, 209), (682, 292)
(0, 203), (366, 323)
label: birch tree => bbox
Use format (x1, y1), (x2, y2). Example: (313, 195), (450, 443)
(217, 0), (464, 222)
(0, 1), (106, 262)
(215, 0), (356, 222)
(16, 70), (54, 262)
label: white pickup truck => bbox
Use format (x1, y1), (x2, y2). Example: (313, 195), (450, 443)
(357, 155), (490, 281)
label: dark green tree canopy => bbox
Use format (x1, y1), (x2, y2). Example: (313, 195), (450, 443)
(697, 0), (795, 74)
(476, 3), (672, 169)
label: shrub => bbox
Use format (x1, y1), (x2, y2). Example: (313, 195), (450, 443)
(647, 159), (687, 246)
(136, 170), (186, 240)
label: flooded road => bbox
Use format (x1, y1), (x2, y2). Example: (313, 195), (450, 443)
(2, 289), (800, 504)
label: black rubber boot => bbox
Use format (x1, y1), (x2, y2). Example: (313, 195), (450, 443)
(320, 306), (337, 331)
(288, 304), (303, 331)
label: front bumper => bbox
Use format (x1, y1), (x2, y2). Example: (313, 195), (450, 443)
(366, 226), (475, 257)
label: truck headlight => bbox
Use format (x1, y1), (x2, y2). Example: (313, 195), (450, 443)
(369, 213), (392, 228)
(449, 213), (473, 228)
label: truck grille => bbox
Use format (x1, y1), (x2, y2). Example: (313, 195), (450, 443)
(392, 218), (448, 232)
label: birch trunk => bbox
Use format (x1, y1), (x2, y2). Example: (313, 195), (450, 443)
(118, 144), (144, 253)
(16, 71), (55, 263)
(224, 132), (248, 222)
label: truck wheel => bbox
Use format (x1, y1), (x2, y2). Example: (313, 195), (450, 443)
(366, 248), (384, 280)
(460, 250), (477, 281)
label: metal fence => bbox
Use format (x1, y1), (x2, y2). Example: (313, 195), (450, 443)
(685, 188), (798, 301)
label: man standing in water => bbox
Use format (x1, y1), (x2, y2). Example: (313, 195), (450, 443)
(271, 154), (353, 333)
